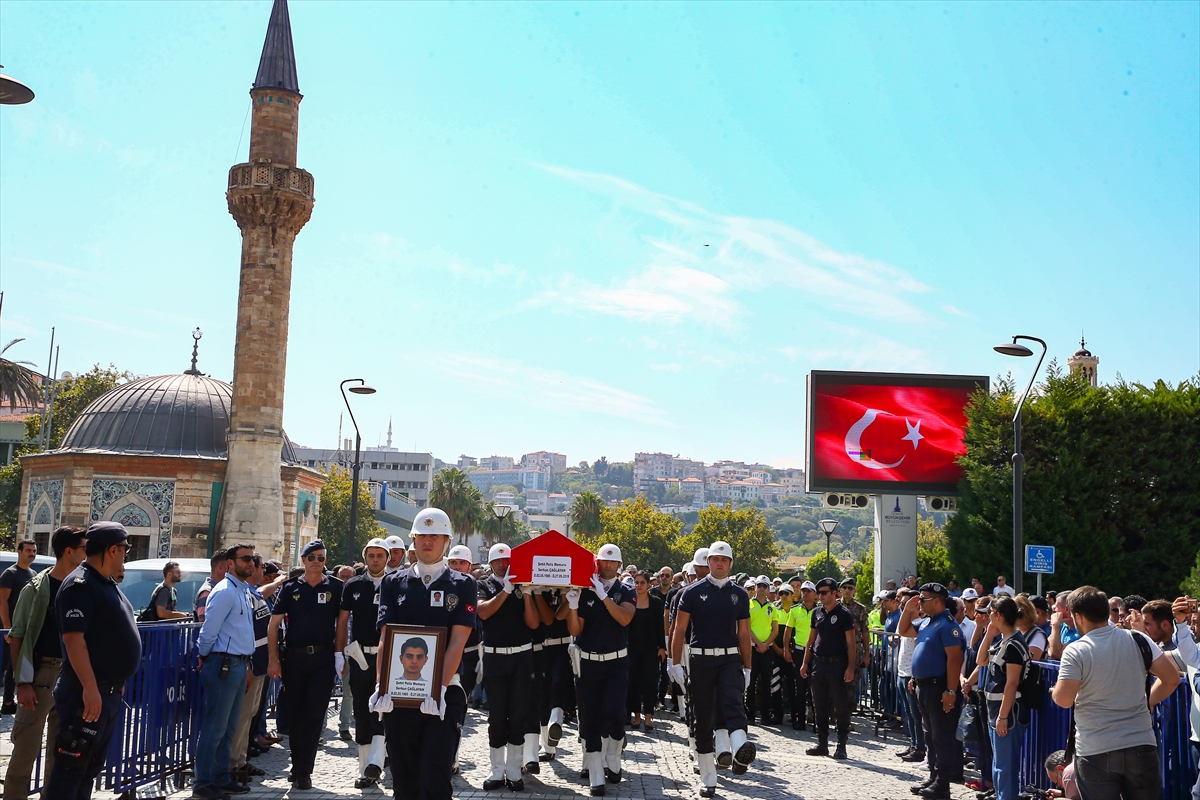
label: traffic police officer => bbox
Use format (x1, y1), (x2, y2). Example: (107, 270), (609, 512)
(535, 586), (573, 762)
(747, 575), (779, 724)
(371, 508), (477, 800)
(800, 577), (856, 760)
(668, 541), (755, 796)
(898, 582), (964, 800)
(477, 542), (539, 791)
(337, 537), (390, 788)
(267, 539), (344, 790)
(565, 543), (635, 797)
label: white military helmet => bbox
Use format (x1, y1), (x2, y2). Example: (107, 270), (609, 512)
(488, 543), (512, 562)
(362, 537), (389, 560)
(385, 534), (407, 550)
(408, 508), (452, 538)
(447, 545), (472, 562)
(692, 547), (710, 567)
(597, 543), (622, 563)
(708, 541), (733, 560)
(683, 562), (695, 576)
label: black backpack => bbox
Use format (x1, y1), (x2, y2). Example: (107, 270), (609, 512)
(138, 583), (166, 623)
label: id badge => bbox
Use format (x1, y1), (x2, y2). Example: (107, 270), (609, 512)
(374, 591), (380, 605)
(317, 592), (327, 604)
(430, 591), (444, 608)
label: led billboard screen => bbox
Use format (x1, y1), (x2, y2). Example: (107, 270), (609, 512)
(806, 371), (988, 495)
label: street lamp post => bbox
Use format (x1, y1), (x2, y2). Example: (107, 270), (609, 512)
(340, 378), (377, 567)
(493, 503), (512, 545)
(993, 335), (1047, 595)
(819, 518), (839, 580)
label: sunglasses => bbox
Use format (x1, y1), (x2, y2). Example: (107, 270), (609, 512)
(817, 590), (832, 596)
(306, 554), (326, 563)
(235, 555), (256, 563)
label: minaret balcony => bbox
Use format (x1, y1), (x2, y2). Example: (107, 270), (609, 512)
(227, 162), (314, 200)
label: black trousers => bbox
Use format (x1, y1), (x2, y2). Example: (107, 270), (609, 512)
(3, 656), (14, 706)
(348, 656), (385, 745)
(746, 648), (774, 720)
(916, 680), (963, 784)
(690, 654), (746, 754)
(460, 648), (480, 698)
(579, 657), (628, 752)
(544, 643), (573, 712)
(281, 650), (335, 778)
(482, 650), (534, 748)
(44, 681), (123, 800)
(810, 657), (850, 744)
(626, 646), (660, 715)
(782, 649), (807, 724)
(384, 684), (468, 800)
(531, 646), (550, 732)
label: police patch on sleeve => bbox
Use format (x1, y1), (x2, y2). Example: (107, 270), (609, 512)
(951, 627), (961, 637)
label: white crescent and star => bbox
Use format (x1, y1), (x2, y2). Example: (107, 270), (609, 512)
(843, 409), (923, 470)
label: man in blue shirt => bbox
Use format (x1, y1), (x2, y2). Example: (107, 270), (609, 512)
(193, 543), (257, 799)
(898, 582), (965, 800)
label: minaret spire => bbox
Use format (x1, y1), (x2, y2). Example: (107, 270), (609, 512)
(387, 417), (393, 449)
(253, 0), (299, 95)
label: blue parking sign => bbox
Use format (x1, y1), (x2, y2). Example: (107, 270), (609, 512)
(1025, 545), (1056, 574)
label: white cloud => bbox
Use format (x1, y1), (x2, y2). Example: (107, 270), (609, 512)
(530, 264), (739, 326)
(800, 324), (931, 372)
(940, 303), (971, 318)
(351, 233), (526, 285)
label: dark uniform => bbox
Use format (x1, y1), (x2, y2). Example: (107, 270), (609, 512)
(806, 593), (856, 753)
(377, 563), (477, 800)
(842, 589), (870, 708)
(477, 573), (537, 787)
(573, 577), (635, 792)
(746, 593), (778, 723)
(340, 572), (387, 776)
(270, 572), (343, 783)
(534, 591), (573, 757)
(46, 553), (142, 800)
(910, 587), (965, 793)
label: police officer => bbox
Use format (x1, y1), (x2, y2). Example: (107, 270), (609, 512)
(898, 582), (964, 800)
(667, 541), (755, 797)
(746, 575), (779, 725)
(534, 585), (572, 762)
(385, 535), (407, 573)
(477, 542), (539, 791)
(337, 538), (390, 788)
(565, 543), (636, 797)
(800, 577), (856, 760)
(782, 580), (817, 731)
(370, 508), (477, 800)
(840, 577), (870, 709)
(45, 521), (142, 800)
(267, 539), (344, 790)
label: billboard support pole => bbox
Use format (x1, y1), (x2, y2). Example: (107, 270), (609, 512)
(874, 495), (918, 593)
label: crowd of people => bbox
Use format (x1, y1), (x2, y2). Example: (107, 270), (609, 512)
(4, 522), (1200, 800)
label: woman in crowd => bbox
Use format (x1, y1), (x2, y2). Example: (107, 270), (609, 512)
(965, 595), (1029, 800)
(1014, 595), (1047, 661)
(626, 570), (667, 731)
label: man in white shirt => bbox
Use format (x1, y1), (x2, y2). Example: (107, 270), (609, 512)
(992, 576), (1016, 598)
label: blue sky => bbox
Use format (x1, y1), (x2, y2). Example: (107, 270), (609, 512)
(1, 1), (1197, 468)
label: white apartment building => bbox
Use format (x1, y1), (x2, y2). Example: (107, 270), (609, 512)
(634, 452), (676, 491)
(521, 451), (567, 477)
(294, 445), (435, 508)
(480, 455), (515, 471)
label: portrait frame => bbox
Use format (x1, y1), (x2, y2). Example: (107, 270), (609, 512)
(378, 624), (447, 708)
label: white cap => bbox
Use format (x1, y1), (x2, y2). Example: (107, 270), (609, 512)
(755, 575), (770, 586)
(488, 543), (512, 562)
(408, 508), (452, 538)
(801, 580), (817, 592)
(683, 562), (695, 575)
(385, 535), (407, 550)
(447, 545), (472, 562)
(742, 579), (754, 589)
(597, 543), (622, 563)
(961, 588), (979, 600)
(362, 538), (390, 559)
(708, 541), (733, 560)
(772, 577), (783, 585)
(692, 548), (709, 567)
(778, 584), (794, 594)
(873, 591), (884, 602)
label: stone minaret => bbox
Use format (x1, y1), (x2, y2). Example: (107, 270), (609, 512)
(219, 0), (314, 556)
(1068, 336), (1099, 387)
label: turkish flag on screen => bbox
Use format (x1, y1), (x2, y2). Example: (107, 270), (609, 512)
(812, 383), (975, 485)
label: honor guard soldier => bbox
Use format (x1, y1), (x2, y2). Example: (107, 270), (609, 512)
(385, 535), (407, 574)
(337, 538), (390, 788)
(800, 577), (856, 760)
(477, 542), (540, 791)
(370, 509), (477, 800)
(565, 544), (636, 797)
(898, 583), (965, 800)
(668, 541), (756, 798)
(267, 539), (345, 791)
(447, 546), (483, 699)
(534, 587), (573, 762)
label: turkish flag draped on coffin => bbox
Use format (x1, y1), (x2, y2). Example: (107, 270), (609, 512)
(507, 530), (597, 588)
(811, 383), (975, 486)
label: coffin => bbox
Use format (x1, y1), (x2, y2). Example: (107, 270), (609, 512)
(507, 530), (596, 587)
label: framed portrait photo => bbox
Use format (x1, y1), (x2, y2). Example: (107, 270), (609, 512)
(379, 624), (446, 708)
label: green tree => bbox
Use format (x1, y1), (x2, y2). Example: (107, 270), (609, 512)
(681, 503), (782, 579)
(429, 467), (484, 545)
(804, 551), (843, 582)
(575, 495), (686, 572)
(0, 339), (41, 409)
(593, 456), (609, 478)
(317, 465), (385, 563)
(570, 491), (605, 540)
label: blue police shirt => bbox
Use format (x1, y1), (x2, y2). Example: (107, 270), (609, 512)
(910, 610), (965, 679)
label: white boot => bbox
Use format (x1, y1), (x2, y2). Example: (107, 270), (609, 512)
(587, 751), (606, 789)
(506, 742), (524, 784)
(697, 751), (718, 796)
(484, 746), (506, 788)
(539, 725), (555, 760)
(730, 728), (756, 771)
(357, 744), (370, 777)
(714, 729), (732, 768)
(604, 735), (623, 782)
(367, 735), (386, 776)
(523, 732), (539, 765)
(547, 707), (564, 746)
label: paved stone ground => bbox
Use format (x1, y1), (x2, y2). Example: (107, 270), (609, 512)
(142, 702), (981, 800)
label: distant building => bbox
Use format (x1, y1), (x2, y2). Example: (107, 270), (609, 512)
(634, 452), (675, 491)
(1068, 336), (1099, 387)
(468, 466), (549, 493)
(671, 458), (705, 480)
(458, 455), (479, 469)
(479, 455), (516, 471)
(493, 491), (516, 506)
(521, 451), (567, 477)
(294, 446), (434, 509)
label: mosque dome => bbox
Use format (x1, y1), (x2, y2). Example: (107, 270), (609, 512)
(59, 372), (297, 462)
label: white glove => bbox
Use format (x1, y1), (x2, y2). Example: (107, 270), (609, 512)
(420, 685), (447, 719)
(368, 685), (392, 717)
(565, 589), (581, 610)
(743, 667), (752, 691)
(502, 574), (515, 594)
(668, 664), (687, 689)
(334, 652), (345, 675)
(590, 576), (608, 600)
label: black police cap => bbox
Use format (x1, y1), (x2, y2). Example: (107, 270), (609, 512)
(85, 521), (128, 548)
(919, 582), (949, 598)
(301, 539), (326, 557)
(839, 577), (857, 587)
(815, 577), (838, 591)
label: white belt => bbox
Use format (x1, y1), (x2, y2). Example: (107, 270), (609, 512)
(542, 636), (572, 646)
(483, 643), (534, 655)
(466, 644), (482, 655)
(693, 647), (740, 657)
(362, 646), (379, 654)
(533, 643), (544, 652)
(580, 648), (628, 662)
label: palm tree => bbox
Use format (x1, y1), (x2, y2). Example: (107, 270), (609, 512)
(570, 491), (605, 542)
(429, 467), (484, 545)
(0, 339), (42, 409)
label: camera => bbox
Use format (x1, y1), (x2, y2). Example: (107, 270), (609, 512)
(1018, 786), (1050, 800)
